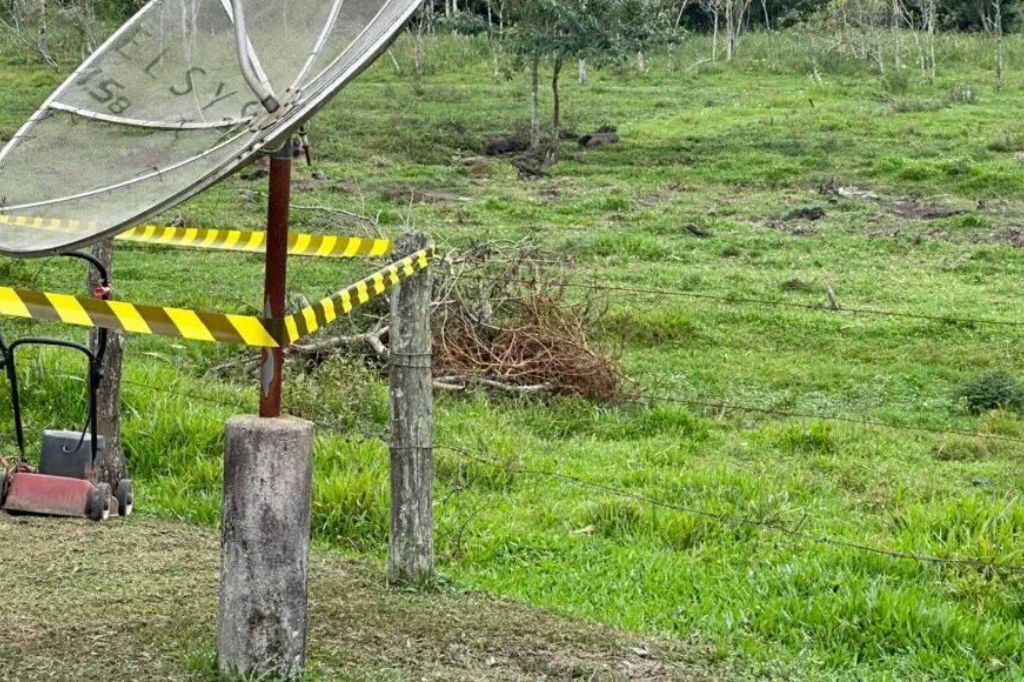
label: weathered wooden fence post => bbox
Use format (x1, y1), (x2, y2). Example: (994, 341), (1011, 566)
(388, 231), (435, 584)
(87, 238), (125, 489)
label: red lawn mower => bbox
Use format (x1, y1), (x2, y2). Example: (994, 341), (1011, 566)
(0, 251), (133, 521)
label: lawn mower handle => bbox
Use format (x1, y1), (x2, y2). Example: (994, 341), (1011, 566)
(0, 250), (110, 468)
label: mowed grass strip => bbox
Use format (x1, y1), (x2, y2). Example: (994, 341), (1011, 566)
(0, 514), (720, 682)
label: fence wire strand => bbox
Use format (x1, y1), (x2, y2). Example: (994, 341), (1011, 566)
(468, 274), (1024, 329)
(116, 372), (1024, 573)
(431, 440), (1024, 575)
(631, 394), (1024, 445)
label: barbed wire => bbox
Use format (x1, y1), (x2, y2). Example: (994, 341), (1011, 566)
(466, 274), (1024, 329)
(116, 378), (1024, 575)
(629, 394), (1024, 445)
(432, 441), (1024, 575)
(122, 371), (1024, 450)
(122, 378), (252, 411)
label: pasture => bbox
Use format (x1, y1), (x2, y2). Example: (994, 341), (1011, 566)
(2, 31), (1024, 680)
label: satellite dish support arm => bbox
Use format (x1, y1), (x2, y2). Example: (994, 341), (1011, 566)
(230, 0), (280, 113)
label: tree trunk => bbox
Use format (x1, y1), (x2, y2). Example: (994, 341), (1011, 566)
(994, 0), (1004, 89)
(637, 50), (646, 73)
(892, 0), (902, 73)
(675, 0), (692, 30)
(529, 53), (541, 152)
(414, 12), (425, 79)
(578, 56), (587, 85)
(87, 238), (125, 489)
(978, 0), (994, 33)
(551, 52), (563, 160)
(761, 0), (774, 70)
(725, 1), (734, 60)
(711, 9), (719, 62)
(927, 0), (936, 80)
(36, 0), (56, 69)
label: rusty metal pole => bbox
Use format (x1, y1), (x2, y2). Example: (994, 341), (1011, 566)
(218, 137), (313, 678)
(260, 141), (292, 418)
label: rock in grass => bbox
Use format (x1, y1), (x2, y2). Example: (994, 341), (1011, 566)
(239, 166), (269, 181)
(579, 132), (620, 148)
(783, 206), (826, 221)
(485, 135), (528, 156)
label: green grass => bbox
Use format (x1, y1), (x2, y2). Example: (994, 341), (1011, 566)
(4, 30), (1024, 680)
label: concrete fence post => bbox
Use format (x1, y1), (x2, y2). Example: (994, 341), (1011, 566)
(217, 415), (314, 678)
(388, 231), (435, 584)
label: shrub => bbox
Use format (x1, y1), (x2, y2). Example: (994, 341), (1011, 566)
(957, 371), (1024, 415)
(949, 82), (976, 104)
(932, 436), (992, 461)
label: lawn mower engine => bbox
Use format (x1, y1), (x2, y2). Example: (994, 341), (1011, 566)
(0, 251), (133, 522)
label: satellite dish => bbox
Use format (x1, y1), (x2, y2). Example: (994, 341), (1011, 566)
(0, 0), (423, 257)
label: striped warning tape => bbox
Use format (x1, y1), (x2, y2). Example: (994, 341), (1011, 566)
(118, 225), (392, 259)
(282, 245), (435, 343)
(0, 214), (392, 259)
(0, 287), (283, 346)
(0, 246), (435, 347)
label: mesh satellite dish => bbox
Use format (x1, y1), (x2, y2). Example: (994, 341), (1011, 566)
(0, 0), (423, 257)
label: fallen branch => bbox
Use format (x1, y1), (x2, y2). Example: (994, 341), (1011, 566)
(291, 327), (389, 357)
(433, 374), (551, 393)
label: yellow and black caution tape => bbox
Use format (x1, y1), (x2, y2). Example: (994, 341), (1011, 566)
(0, 246), (435, 347)
(282, 245), (435, 343)
(0, 214), (393, 259)
(0, 286), (280, 346)
(118, 225), (392, 259)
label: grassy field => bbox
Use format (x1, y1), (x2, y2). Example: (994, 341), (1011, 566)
(3, 31), (1024, 680)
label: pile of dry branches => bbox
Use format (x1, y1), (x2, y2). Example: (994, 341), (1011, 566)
(432, 240), (625, 401)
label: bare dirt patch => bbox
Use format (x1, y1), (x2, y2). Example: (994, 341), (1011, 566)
(819, 184), (966, 220)
(378, 183), (472, 205)
(0, 514), (728, 681)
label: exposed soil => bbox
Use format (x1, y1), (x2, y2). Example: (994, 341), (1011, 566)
(820, 184), (966, 220)
(0, 514), (729, 682)
(579, 132), (621, 148)
(378, 183), (471, 205)
(761, 218), (819, 237)
(889, 199), (963, 220)
(484, 135), (529, 156)
(782, 206), (826, 221)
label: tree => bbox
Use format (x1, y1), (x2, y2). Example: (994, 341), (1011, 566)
(614, 0), (675, 73)
(506, 0), (615, 156)
(720, 0), (753, 60)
